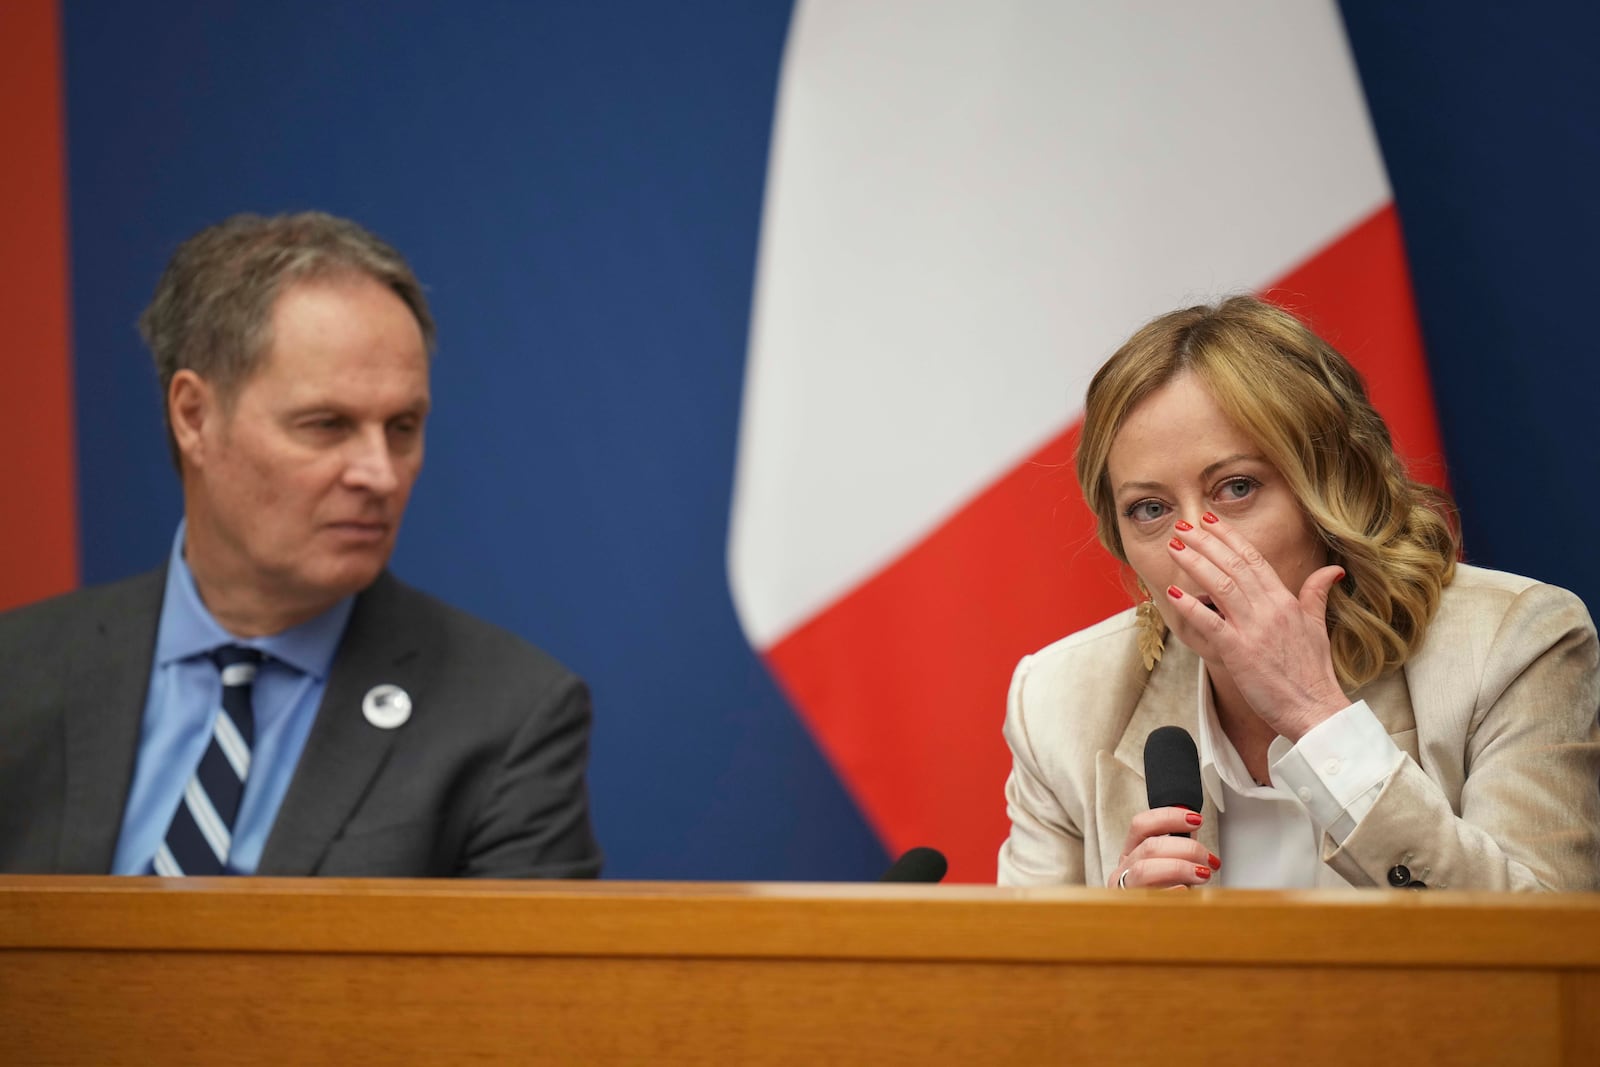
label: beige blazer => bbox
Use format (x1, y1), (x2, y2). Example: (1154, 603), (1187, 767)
(998, 564), (1600, 891)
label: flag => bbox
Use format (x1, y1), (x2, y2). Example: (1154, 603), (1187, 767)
(729, 0), (1444, 882)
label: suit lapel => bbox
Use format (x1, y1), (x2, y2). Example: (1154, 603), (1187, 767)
(1098, 642), (1220, 866)
(58, 570), (166, 872)
(1356, 668), (1420, 761)
(257, 574), (424, 876)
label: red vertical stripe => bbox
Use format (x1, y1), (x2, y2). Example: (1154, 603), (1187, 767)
(765, 204), (1444, 882)
(765, 423), (1112, 882)
(0, 0), (79, 610)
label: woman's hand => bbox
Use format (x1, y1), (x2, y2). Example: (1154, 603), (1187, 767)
(1164, 512), (1349, 740)
(1110, 807), (1220, 889)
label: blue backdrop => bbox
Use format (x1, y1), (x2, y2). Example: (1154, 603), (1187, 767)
(61, 1), (1600, 880)
(1340, 2), (1600, 610)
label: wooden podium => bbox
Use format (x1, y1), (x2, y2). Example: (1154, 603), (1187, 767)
(3, 876), (1597, 1065)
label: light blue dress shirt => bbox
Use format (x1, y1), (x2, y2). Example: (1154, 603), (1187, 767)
(111, 523), (354, 875)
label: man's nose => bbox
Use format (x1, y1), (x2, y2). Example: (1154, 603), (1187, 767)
(343, 427), (400, 494)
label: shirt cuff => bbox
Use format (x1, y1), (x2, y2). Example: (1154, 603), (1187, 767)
(1271, 700), (1404, 844)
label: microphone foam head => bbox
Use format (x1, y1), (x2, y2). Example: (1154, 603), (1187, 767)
(1143, 725), (1203, 813)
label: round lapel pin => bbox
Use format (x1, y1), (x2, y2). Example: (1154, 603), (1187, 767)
(362, 684), (412, 730)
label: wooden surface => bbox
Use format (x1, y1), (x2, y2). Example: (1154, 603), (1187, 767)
(3, 877), (1597, 1065)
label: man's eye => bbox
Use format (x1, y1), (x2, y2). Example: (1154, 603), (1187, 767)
(1125, 500), (1168, 523)
(299, 416), (348, 435)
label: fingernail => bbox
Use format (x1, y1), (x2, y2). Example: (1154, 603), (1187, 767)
(1167, 585), (1183, 600)
(1195, 866), (1212, 880)
(1208, 852), (1221, 869)
(1202, 512), (1218, 524)
(1185, 812), (1203, 826)
(1173, 519), (1193, 532)
(1336, 569), (1347, 581)
(1169, 537), (1185, 551)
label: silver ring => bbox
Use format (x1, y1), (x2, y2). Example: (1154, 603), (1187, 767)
(1117, 868), (1131, 890)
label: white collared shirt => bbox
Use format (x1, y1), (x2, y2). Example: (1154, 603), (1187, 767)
(1194, 660), (1404, 888)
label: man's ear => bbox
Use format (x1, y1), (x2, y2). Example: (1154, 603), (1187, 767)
(169, 370), (216, 467)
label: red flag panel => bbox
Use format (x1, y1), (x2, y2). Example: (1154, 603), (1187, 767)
(0, 0), (79, 611)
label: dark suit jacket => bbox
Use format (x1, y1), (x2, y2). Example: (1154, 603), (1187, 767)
(0, 568), (602, 878)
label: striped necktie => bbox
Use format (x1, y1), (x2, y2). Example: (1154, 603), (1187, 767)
(152, 646), (263, 876)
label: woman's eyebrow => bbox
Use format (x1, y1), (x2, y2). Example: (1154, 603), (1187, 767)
(1199, 453), (1269, 482)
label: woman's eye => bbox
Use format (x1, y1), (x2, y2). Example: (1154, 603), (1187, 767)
(1216, 477), (1257, 501)
(1125, 500), (1168, 523)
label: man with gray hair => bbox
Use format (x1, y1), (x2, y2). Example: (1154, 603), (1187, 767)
(0, 212), (602, 878)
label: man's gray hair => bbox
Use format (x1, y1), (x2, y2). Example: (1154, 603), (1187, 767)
(139, 211), (436, 465)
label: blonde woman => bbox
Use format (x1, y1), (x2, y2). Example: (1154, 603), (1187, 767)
(998, 296), (1600, 890)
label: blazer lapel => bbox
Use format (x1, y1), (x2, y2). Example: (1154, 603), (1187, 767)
(58, 569), (165, 872)
(1097, 642), (1220, 867)
(1355, 668), (1419, 762)
(257, 574), (424, 876)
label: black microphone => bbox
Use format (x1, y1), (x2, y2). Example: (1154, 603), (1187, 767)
(879, 846), (948, 883)
(1144, 725), (1203, 838)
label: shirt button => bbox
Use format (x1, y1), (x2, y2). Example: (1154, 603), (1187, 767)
(1323, 758), (1342, 776)
(1296, 787), (1312, 803)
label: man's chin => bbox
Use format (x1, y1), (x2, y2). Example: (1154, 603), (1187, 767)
(299, 552), (391, 603)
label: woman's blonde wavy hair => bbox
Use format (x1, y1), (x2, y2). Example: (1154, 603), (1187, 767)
(1076, 295), (1460, 689)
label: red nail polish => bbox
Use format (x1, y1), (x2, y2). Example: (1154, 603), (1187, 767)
(1173, 519), (1193, 532)
(1169, 537), (1185, 551)
(1185, 812), (1203, 826)
(1166, 585), (1183, 600)
(1194, 866), (1212, 879)
(1336, 569), (1347, 581)
(1202, 512), (1218, 524)
(1208, 853), (1221, 869)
